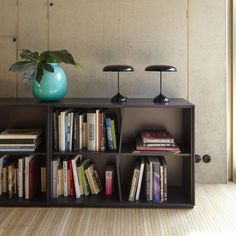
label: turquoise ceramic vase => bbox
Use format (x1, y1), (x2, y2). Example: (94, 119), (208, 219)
(32, 63), (67, 101)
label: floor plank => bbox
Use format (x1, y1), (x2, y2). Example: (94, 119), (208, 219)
(1, 184), (236, 236)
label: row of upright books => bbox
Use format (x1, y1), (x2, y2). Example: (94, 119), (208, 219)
(129, 156), (167, 203)
(0, 129), (42, 152)
(0, 154), (46, 199)
(53, 109), (118, 152)
(52, 155), (116, 198)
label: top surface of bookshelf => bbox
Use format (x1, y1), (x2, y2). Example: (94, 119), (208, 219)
(0, 98), (194, 108)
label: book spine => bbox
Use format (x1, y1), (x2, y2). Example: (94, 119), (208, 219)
(95, 109), (100, 151)
(105, 118), (113, 150)
(162, 157), (167, 201)
(111, 120), (117, 150)
(25, 159), (30, 199)
(18, 158), (24, 197)
(153, 162), (160, 203)
(87, 113), (96, 151)
(100, 113), (105, 152)
(77, 166), (84, 195)
(0, 157), (3, 195)
(3, 166), (8, 193)
(72, 157), (81, 198)
(160, 162), (164, 202)
(63, 160), (68, 196)
(85, 167), (95, 194)
(79, 114), (84, 149)
(52, 159), (58, 198)
(129, 168), (139, 201)
(82, 122), (87, 148)
(41, 167), (46, 193)
(69, 160), (75, 197)
(149, 161), (153, 201)
(135, 160), (145, 201)
(73, 114), (77, 151)
(79, 166), (90, 196)
(69, 112), (74, 151)
(146, 162), (150, 201)
(53, 112), (58, 150)
(8, 164), (13, 198)
(105, 170), (113, 196)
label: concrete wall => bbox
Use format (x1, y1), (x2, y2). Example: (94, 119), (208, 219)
(0, 0), (227, 183)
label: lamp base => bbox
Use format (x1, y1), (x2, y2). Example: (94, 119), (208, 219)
(111, 93), (127, 104)
(153, 94), (169, 104)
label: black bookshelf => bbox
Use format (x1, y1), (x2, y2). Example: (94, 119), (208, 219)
(0, 98), (195, 208)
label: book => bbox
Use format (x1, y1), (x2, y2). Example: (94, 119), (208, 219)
(52, 157), (60, 198)
(150, 157), (161, 203)
(141, 130), (175, 144)
(41, 166), (46, 193)
(79, 159), (91, 196)
(18, 157), (25, 197)
(85, 162), (102, 195)
(87, 113), (96, 151)
(82, 122), (87, 148)
(0, 129), (42, 139)
(69, 160), (75, 197)
(8, 161), (15, 198)
(79, 113), (85, 149)
(100, 112), (106, 152)
(105, 165), (115, 196)
(135, 158), (145, 201)
(25, 155), (35, 199)
(161, 156), (167, 201)
(0, 154), (10, 196)
(111, 119), (117, 151)
(95, 109), (100, 151)
(71, 154), (82, 198)
(129, 162), (140, 201)
(136, 139), (180, 153)
(105, 118), (113, 150)
(29, 155), (40, 199)
(63, 159), (68, 196)
(53, 110), (60, 150)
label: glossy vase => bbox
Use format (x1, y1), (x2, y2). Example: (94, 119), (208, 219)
(32, 63), (67, 101)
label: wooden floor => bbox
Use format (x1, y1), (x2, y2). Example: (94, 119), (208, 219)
(1, 184), (236, 236)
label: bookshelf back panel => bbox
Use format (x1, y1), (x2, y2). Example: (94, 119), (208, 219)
(121, 108), (183, 145)
(0, 106), (48, 131)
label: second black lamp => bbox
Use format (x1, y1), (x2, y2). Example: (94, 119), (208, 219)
(145, 65), (177, 104)
(103, 65), (134, 104)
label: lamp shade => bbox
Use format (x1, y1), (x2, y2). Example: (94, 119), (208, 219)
(145, 65), (177, 72)
(103, 65), (134, 72)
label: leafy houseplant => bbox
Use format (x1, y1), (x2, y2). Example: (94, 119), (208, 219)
(9, 49), (80, 101)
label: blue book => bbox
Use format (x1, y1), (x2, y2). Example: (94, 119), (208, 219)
(105, 118), (113, 150)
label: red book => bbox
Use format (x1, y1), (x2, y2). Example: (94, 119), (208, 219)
(69, 160), (75, 197)
(105, 166), (114, 196)
(29, 156), (40, 199)
(136, 139), (180, 153)
(141, 130), (175, 144)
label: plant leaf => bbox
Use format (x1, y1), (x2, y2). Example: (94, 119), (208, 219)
(23, 65), (37, 81)
(20, 49), (39, 62)
(9, 61), (35, 72)
(35, 66), (44, 83)
(41, 63), (54, 72)
(46, 49), (76, 65)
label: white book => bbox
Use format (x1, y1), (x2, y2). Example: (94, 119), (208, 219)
(63, 159), (68, 197)
(0, 155), (9, 196)
(58, 114), (61, 151)
(95, 109), (100, 151)
(79, 113), (85, 149)
(18, 157), (25, 197)
(72, 154), (82, 198)
(135, 159), (145, 201)
(25, 155), (35, 199)
(87, 113), (96, 151)
(69, 112), (74, 151)
(52, 157), (60, 198)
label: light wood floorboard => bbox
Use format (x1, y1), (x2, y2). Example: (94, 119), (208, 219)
(1, 184), (236, 236)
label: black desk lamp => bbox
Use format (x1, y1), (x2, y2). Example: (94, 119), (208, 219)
(145, 65), (177, 103)
(103, 65), (134, 104)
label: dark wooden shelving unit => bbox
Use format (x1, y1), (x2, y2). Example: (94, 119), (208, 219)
(0, 98), (194, 208)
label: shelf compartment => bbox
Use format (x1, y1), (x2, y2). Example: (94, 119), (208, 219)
(52, 150), (118, 156)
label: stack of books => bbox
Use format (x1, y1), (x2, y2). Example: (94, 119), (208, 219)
(52, 155), (103, 198)
(53, 109), (118, 152)
(136, 130), (180, 153)
(0, 154), (45, 199)
(0, 129), (42, 152)
(128, 156), (167, 203)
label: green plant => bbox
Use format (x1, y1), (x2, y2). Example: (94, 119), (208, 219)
(9, 49), (81, 83)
